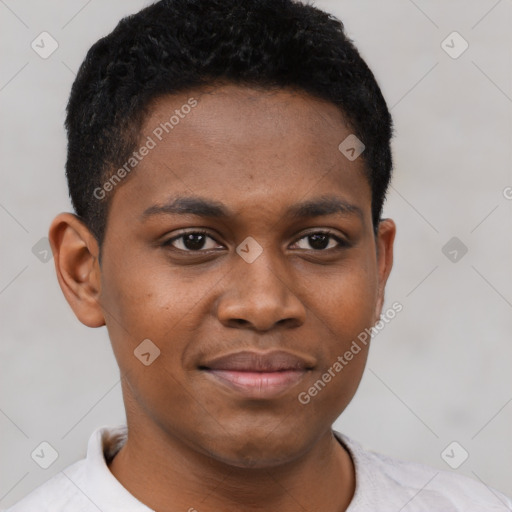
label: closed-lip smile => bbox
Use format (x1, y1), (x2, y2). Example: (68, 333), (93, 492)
(199, 350), (315, 399)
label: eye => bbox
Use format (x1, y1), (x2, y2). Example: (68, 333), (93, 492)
(292, 231), (348, 251)
(163, 230), (223, 252)
(163, 229), (348, 253)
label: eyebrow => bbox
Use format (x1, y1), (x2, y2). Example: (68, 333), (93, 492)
(141, 195), (364, 222)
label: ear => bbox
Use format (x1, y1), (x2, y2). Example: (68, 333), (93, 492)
(373, 218), (396, 322)
(48, 213), (105, 328)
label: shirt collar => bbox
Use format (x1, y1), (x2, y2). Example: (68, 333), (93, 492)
(82, 425), (367, 511)
(83, 424), (154, 511)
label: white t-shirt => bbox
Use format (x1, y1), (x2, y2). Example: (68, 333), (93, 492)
(3, 425), (511, 511)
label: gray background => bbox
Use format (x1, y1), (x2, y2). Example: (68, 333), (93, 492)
(1, 0), (511, 507)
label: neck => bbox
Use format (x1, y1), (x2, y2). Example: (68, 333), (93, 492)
(108, 423), (355, 512)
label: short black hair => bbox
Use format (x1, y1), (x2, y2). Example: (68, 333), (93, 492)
(65, 0), (393, 244)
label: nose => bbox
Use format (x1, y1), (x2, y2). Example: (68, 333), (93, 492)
(216, 250), (307, 332)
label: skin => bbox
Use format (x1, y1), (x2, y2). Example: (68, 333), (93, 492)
(49, 84), (395, 512)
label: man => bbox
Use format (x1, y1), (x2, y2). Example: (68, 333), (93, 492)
(5, 0), (511, 510)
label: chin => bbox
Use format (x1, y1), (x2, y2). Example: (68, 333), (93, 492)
(199, 427), (311, 470)
(217, 446), (301, 470)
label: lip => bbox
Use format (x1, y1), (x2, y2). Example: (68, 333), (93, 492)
(199, 350), (315, 399)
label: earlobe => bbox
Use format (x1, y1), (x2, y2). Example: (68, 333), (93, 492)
(374, 218), (396, 322)
(48, 213), (106, 328)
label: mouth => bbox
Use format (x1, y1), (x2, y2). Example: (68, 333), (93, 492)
(199, 350), (314, 399)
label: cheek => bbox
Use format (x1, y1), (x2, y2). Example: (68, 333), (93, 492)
(304, 259), (376, 403)
(329, 285), (376, 345)
(298, 281), (373, 422)
(99, 262), (196, 407)
(99, 255), (217, 382)
(101, 256), (193, 329)
(310, 258), (378, 337)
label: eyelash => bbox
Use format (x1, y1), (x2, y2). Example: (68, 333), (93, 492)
(162, 229), (349, 253)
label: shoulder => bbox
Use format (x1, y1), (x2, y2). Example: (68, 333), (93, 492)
(2, 425), (131, 512)
(2, 459), (95, 512)
(335, 432), (512, 512)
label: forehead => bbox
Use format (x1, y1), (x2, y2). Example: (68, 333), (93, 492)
(108, 84), (371, 226)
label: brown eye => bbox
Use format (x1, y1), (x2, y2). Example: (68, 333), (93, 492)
(293, 231), (347, 251)
(164, 231), (222, 252)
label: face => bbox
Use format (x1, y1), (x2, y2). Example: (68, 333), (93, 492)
(67, 84), (394, 468)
